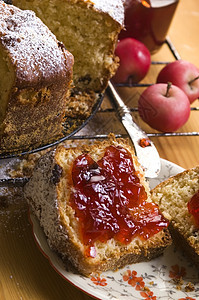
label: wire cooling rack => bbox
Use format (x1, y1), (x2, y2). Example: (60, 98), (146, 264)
(0, 38), (198, 185)
(68, 37), (199, 141)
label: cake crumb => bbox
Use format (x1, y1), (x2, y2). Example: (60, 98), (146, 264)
(172, 277), (184, 290)
(185, 282), (195, 292)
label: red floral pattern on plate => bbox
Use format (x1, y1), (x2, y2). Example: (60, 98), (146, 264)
(91, 276), (107, 286)
(89, 264), (197, 300)
(123, 269), (157, 299)
(169, 264), (187, 279)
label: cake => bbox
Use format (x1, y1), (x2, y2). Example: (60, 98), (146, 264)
(151, 166), (199, 268)
(0, 1), (74, 153)
(11, 0), (124, 118)
(24, 136), (171, 276)
(12, 0), (124, 94)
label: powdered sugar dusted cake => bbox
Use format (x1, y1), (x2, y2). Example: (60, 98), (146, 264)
(12, 0), (124, 93)
(0, 1), (74, 153)
(12, 0), (125, 117)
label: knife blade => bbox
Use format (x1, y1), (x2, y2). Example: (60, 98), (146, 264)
(106, 81), (161, 178)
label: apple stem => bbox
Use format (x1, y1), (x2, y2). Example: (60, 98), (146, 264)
(165, 82), (172, 97)
(189, 75), (199, 85)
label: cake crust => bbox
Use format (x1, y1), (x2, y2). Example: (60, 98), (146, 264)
(0, 1), (74, 153)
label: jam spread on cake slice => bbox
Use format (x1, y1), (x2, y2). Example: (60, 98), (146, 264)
(70, 145), (169, 257)
(188, 190), (199, 227)
(139, 138), (151, 148)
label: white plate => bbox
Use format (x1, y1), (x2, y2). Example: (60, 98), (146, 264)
(30, 159), (199, 300)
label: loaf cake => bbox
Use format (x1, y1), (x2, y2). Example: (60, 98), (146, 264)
(11, 0), (124, 113)
(151, 166), (199, 268)
(0, 1), (74, 153)
(25, 136), (171, 276)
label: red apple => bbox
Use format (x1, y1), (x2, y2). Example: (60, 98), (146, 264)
(112, 38), (151, 84)
(157, 60), (199, 104)
(138, 83), (190, 132)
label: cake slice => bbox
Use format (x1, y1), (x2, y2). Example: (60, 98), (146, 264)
(0, 1), (74, 153)
(151, 166), (199, 268)
(25, 136), (171, 276)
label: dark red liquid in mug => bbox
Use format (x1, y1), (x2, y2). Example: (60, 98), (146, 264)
(119, 0), (179, 53)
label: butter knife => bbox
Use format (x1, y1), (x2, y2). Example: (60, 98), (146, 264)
(106, 81), (161, 178)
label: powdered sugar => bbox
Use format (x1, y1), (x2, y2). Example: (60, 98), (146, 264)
(91, 0), (124, 26)
(0, 1), (72, 87)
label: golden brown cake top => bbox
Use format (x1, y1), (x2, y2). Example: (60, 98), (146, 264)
(0, 1), (73, 88)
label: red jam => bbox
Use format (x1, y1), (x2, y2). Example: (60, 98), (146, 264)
(70, 145), (168, 257)
(187, 190), (199, 227)
(139, 138), (151, 148)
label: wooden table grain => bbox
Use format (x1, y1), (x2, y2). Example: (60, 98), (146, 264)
(1, 0), (199, 299)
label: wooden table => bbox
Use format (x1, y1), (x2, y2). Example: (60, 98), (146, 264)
(1, 0), (199, 299)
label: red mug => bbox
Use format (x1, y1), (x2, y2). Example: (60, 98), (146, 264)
(119, 0), (179, 54)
